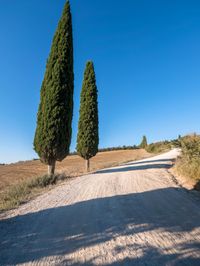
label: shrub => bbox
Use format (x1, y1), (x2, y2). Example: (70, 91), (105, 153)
(180, 134), (200, 160)
(175, 134), (200, 182)
(146, 141), (172, 154)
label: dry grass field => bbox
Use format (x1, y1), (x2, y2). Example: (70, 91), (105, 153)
(0, 149), (150, 194)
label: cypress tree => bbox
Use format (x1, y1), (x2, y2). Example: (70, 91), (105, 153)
(140, 135), (148, 149)
(77, 61), (99, 172)
(34, 1), (74, 175)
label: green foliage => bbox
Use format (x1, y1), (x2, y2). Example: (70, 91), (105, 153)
(140, 135), (148, 149)
(76, 61), (99, 160)
(34, 1), (74, 166)
(176, 134), (200, 182)
(146, 140), (171, 154)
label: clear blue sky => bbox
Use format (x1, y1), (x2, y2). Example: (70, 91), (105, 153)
(0, 0), (200, 163)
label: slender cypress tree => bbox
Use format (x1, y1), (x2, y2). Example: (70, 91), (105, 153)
(140, 135), (148, 149)
(77, 61), (99, 172)
(34, 1), (74, 175)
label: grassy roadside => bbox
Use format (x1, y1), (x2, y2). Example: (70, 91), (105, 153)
(0, 174), (69, 211)
(0, 149), (150, 211)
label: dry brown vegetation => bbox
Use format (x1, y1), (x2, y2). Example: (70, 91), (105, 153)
(0, 149), (149, 192)
(0, 149), (150, 210)
(173, 134), (200, 190)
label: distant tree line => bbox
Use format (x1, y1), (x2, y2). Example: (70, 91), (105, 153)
(98, 145), (139, 152)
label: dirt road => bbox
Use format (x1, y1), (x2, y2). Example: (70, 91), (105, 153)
(1, 149), (200, 265)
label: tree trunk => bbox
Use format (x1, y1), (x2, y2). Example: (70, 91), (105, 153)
(86, 159), (90, 172)
(48, 161), (56, 175)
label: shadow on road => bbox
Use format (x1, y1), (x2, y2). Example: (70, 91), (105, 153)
(1, 185), (200, 265)
(95, 158), (175, 174)
(123, 158), (176, 166)
(62, 242), (200, 266)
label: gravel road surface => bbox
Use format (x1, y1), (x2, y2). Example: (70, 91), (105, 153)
(1, 149), (200, 265)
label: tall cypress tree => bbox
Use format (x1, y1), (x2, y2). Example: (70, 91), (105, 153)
(140, 135), (148, 149)
(34, 1), (74, 175)
(77, 61), (99, 172)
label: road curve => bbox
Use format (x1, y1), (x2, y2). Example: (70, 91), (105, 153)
(1, 149), (200, 265)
